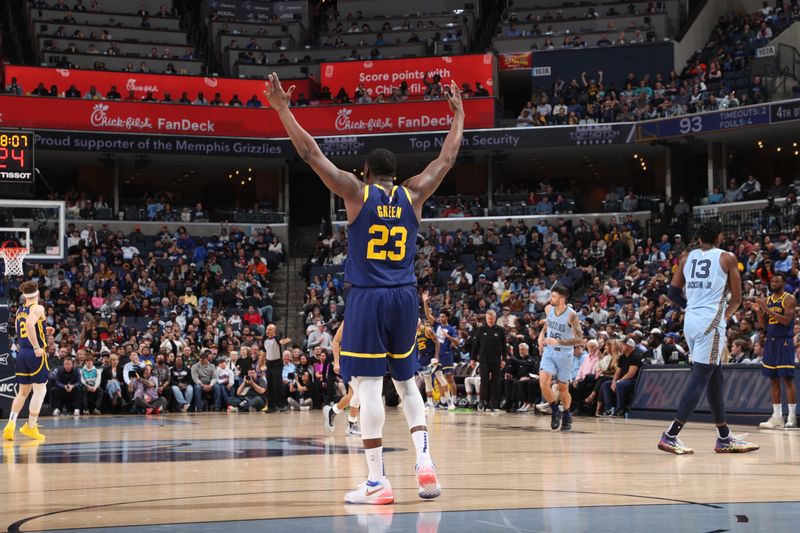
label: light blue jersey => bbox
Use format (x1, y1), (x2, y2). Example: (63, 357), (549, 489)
(543, 305), (575, 358)
(540, 305), (576, 383)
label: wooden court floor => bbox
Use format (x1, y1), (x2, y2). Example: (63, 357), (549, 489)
(1, 409), (799, 532)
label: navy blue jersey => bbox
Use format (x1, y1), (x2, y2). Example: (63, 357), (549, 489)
(416, 327), (435, 366)
(766, 292), (794, 337)
(16, 304), (47, 350)
(345, 184), (418, 288)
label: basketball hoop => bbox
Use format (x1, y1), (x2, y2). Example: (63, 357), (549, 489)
(0, 241), (28, 277)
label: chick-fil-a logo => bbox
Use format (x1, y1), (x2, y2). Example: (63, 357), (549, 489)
(126, 78), (159, 94)
(90, 104), (153, 131)
(334, 108), (393, 132)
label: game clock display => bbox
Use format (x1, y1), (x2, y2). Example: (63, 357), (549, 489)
(0, 130), (34, 183)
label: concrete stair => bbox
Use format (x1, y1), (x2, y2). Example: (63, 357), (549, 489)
(284, 225), (324, 342)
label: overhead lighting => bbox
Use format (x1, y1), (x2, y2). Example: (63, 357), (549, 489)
(248, 176), (252, 182)
(248, 167), (252, 172)
(633, 154), (638, 159)
(795, 150), (799, 156)
(241, 180), (245, 185)
(777, 147), (782, 152)
(236, 170), (240, 175)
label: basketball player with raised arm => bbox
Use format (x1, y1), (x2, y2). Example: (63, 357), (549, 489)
(658, 220), (759, 454)
(416, 290), (440, 410)
(3, 281), (53, 442)
(265, 72), (464, 504)
(537, 284), (583, 431)
(324, 322), (362, 437)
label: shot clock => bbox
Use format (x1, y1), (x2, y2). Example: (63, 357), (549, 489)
(0, 130), (35, 183)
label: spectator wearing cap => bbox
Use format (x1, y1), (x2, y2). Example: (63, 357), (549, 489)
(307, 321), (332, 352)
(598, 337), (643, 416)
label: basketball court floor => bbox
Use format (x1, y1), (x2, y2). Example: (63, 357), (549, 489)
(1, 409), (799, 532)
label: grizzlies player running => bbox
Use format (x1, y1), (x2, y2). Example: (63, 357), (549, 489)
(266, 72), (464, 504)
(754, 273), (797, 429)
(3, 281), (52, 442)
(537, 284), (583, 431)
(658, 220), (758, 454)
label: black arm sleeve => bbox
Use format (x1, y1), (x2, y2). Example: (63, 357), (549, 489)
(667, 285), (687, 309)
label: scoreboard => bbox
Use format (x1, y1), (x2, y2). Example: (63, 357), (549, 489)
(0, 130), (34, 183)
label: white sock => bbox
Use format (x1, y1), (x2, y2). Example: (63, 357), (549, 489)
(773, 404), (783, 417)
(364, 446), (384, 482)
(411, 430), (431, 464)
(558, 404), (565, 412)
(332, 404), (341, 415)
(348, 415), (357, 423)
(789, 404), (797, 418)
(8, 412), (18, 424)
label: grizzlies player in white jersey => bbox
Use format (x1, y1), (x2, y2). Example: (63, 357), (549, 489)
(658, 220), (759, 454)
(537, 284), (583, 431)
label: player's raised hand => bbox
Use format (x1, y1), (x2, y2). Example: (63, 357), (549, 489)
(263, 72), (295, 111)
(444, 80), (463, 115)
(421, 290), (430, 303)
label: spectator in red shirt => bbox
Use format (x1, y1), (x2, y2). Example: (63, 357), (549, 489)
(243, 305), (265, 336)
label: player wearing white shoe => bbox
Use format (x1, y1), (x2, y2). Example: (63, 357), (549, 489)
(753, 273), (797, 429)
(324, 322), (361, 436)
(266, 71), (460, 504)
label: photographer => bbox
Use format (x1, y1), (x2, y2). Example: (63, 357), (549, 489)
(129, 365), (167, 414)
(122, 352), (144, 387)
(227, 369), (267, 412)
(287, 371), (315, 410)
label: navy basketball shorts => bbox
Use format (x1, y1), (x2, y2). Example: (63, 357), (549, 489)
(762, 337), (796, 379)
(341, 285), (419, 382)
(438, 351), (455, 375)
(16, 348), (50, 384)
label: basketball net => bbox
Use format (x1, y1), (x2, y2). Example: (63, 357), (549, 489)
(0, 241), (28, 277)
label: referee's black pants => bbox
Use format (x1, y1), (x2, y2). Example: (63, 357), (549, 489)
(266, 360), (285, 409)
(479, 357), (502, 409)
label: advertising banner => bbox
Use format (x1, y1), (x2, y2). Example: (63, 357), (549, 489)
(632, 366), (783, 415)
(498, 52), (532, 71)
(4, 65), (317, 104)
(320, 54), (494, 97)
(0, 95), (495, 137)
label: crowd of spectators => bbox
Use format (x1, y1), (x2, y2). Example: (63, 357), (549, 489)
(7, 181), (800, 418)
(300, 183), (800, 416)
(4, 219), (292, 415)
(516, 4), (799, 126)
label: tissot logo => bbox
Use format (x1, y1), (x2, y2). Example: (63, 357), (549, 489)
(0, 375), (18, 400)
